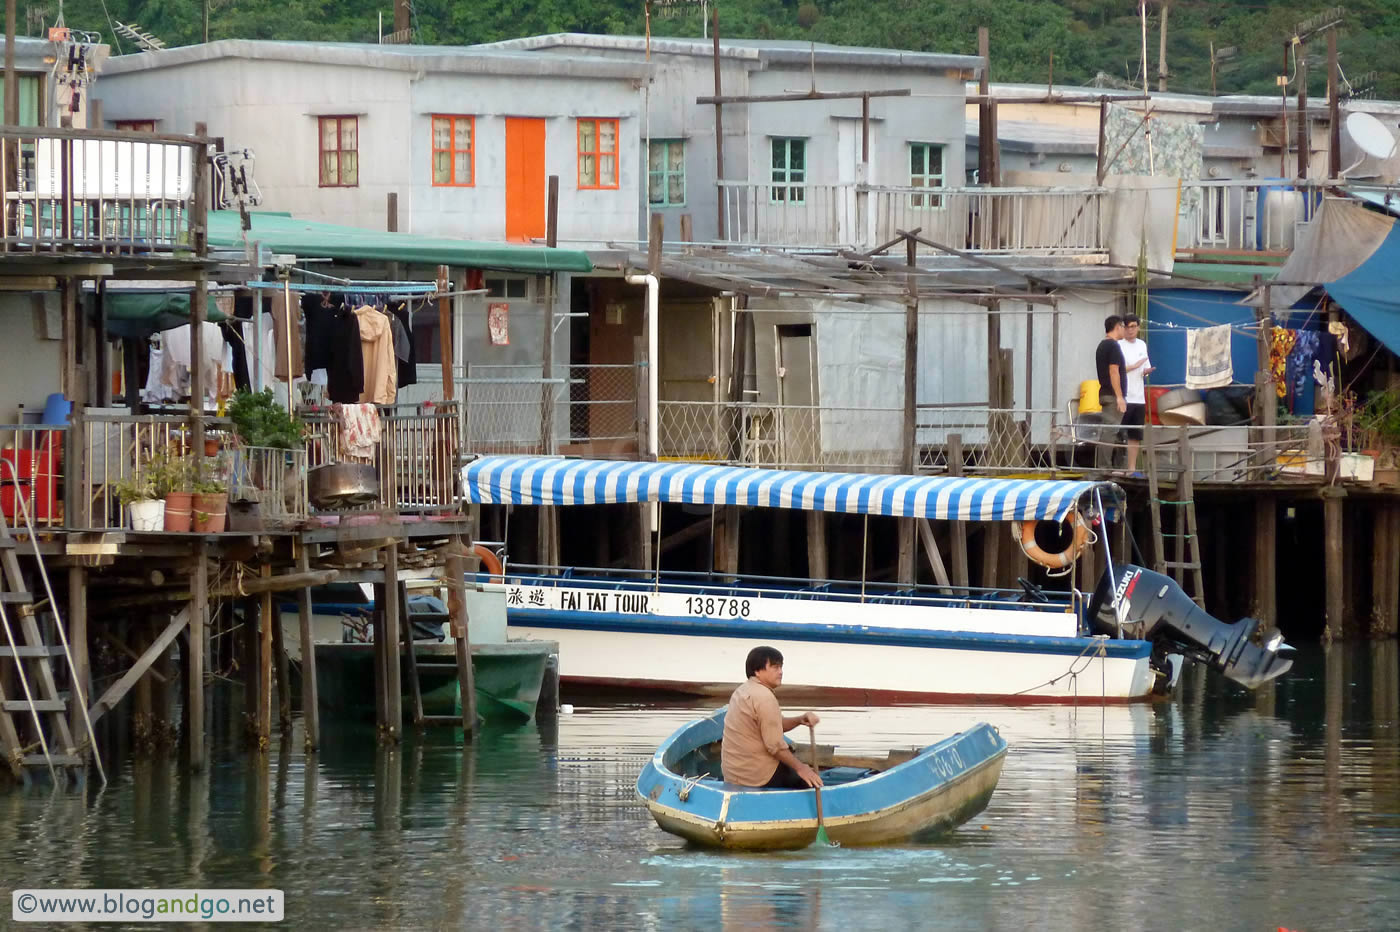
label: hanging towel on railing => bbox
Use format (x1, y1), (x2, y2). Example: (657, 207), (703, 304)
(1185, 324), (1233, 389)
(335, 403), (380, 461)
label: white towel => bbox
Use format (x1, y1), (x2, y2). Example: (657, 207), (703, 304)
(1185, 324), (1233, 389)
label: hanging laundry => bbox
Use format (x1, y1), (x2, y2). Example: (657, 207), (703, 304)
(335, 403), (381, 461)
(142, 341), (177, 403)
(158, 322), (228, 406)
(390, 302), (417, 388)
(1185, 324), (1233, 389)
(270, 291), (305, 381)
(303, 292), (340, 372)
(353, 305), (397, 405)
(1270, 328), (1297, 399)
(326, 305), (365, 403)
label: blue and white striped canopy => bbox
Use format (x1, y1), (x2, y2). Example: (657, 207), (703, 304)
(462, 457), (1120, 523)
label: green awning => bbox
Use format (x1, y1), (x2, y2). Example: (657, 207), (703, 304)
(1173, 262), (1282, 286)
(98, 291), (226, 338)
(208, 211), (593, 274)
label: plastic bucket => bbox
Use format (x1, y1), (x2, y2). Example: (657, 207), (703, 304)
(1078, 380), (1103, 414)
(129, 499), (165, 532)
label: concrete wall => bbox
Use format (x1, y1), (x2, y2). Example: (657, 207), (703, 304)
(0, 294), (64, 419)
(95, 59), (643, 243)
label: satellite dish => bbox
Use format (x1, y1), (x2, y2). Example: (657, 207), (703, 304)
(1345, 111), (1397, 160)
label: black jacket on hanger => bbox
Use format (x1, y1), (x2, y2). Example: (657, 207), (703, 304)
(326, 305), (365, 403)
(390, 302), (417, 388)
(303, 292), (342, 373)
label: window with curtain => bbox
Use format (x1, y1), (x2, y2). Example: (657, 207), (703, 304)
(770, 137), (806, 203)
(318, 116), (359, 187)
(578, 118), (620, 190)
(647, 139), (685, 206)
(432, 115), (474, 186)
(909, 142), (945, 208)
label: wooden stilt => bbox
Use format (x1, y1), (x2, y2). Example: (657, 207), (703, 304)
(446, 540), (477, 736)
(133, 618), (152, 749)
(271, 587), (291, 736)
(719, 505), (741, 577)
(242, 599), (258, 744)
(947, 434), (970, 589)
(383, 545), (402, 741)
(372, 587), (387, 736)
(67, 566), (90, 759)
(1323, 488), (1346, 642)
(806, 511), (827, 581)
(1371, 503), (1391, 638)
(296, 544), (319, 751)
(1387, 506), (1400, 638)
(259, 565), (273, 750)
(917, 518), (952, 591)
(188, 542), (206, 771)
(980, 524), (1001, 590)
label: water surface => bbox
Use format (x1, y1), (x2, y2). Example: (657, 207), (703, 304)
(2, 644), (1398, 930)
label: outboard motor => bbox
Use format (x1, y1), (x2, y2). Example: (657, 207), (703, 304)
(1087, 564), (1294, 690)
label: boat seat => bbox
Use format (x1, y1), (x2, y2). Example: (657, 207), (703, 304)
(819, 766), (878, 786)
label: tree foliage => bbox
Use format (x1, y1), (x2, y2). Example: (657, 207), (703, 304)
(21, 0), (1400, 99)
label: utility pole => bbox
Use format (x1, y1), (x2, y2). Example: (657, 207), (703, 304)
(1296, 39), (1309, 179)
(1157, 1), (1169, 92)
(712, 7), (724, 239)
(1328, 29), (1341, 178)
(4, 0), (16, 125)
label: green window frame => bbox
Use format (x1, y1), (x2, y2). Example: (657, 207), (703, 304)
(648, 139), (686, 207)
(770, 137), (806, 204)
(909, 142), (945, 209)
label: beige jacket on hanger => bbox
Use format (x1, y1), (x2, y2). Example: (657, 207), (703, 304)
(353, 306), (397, 405)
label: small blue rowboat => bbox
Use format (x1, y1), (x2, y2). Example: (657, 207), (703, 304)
(635, 709), (1009, 850)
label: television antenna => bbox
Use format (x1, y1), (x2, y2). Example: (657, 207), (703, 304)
(112, 22), (167, 52)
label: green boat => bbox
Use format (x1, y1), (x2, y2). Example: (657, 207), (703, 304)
(312, 640), (558, 725)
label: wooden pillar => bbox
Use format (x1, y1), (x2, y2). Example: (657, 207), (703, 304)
(133, 618), (152, 749)
(947, 433), (970, 589)
(717, 505), (740, 576)
(271, 584), (291, 736)
(258, 564), (273, 749)
(1387, 506), (1400, 639)
(447, 540), (477, 736)
(1323, 488), (1345, 642)
(980, 523), (1001, 590)
(1252, 498), (1277, 627)
(372, 582), (387, 735)
(190, 121), (208, 456)
(899, 234), (919, 585)
(296, 543), (319, 751)
(806, 511), (827, 580)
(187, 542), (206, 771)
(241, 598), (258, 743)
(67, 566), (90, 757)
(382, 545), (402, 741)
(1371, 503), (1393, 638)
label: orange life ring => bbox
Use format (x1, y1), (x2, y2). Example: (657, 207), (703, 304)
(1011, 511), (1091, 569)
(473, 544), (504, 582)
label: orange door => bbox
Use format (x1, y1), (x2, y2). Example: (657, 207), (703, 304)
(505, 117), (546, 242)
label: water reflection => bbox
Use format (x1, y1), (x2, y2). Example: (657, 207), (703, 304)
(0, 646), (1397, 929)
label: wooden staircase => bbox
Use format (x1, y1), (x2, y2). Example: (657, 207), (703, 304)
(0, 483), (103, 786)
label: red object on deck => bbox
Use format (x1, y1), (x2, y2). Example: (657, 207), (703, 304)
(1, 436), (59, 523)
(1147, 386), (1171, 426)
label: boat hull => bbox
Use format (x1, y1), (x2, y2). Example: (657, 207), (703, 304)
(637, 711), (1009, 850)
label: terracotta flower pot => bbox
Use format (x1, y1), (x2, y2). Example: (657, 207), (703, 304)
(163, 491), (193, 532)
(204, 438), (221, 457)
(192, 492), (228, 533)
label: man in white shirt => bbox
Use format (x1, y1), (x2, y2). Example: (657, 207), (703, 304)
(1117, 315), (1154, 475)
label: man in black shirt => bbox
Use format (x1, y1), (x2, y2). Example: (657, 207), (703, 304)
(1094, 315), (1127, 469)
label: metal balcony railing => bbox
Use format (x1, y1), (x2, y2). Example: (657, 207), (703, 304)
(0, 125), (202, 256)
(303, 401), (461, 513)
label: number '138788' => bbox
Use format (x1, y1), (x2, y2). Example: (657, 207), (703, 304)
(685, 596), (751, 618)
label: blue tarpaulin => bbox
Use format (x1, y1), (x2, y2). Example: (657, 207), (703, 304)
(1145, 289), (1259, 386)
(1325, 225), (1400, 357)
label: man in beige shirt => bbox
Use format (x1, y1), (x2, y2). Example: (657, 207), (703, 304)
(721, 646), (824, 789)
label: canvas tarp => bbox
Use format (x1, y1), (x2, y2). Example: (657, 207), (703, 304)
(207, 211), (593, 274)
(1246, 197), (1394, 309)
(1000, 170), (1180, 270)
(1322, 224), (1400, 357)
(98, 291), (226, 338)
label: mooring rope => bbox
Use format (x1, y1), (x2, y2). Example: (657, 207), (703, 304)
(1010, 636), (1110, 699)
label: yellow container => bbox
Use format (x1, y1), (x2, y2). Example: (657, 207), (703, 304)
(1078, 380), (1102, 414)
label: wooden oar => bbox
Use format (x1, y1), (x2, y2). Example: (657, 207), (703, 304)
(808, 723), (836, 847)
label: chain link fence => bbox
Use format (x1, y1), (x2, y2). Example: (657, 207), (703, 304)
(464, 363), (643, 458)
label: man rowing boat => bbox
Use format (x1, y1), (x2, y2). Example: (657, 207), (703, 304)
(721, 646), (824, 789)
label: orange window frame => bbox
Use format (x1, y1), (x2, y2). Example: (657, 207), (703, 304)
(577, 117), (620, 190)
(318, 115), (359, 188)
(431, 114), (475, 187)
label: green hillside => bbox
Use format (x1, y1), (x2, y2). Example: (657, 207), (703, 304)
(17, 0), (1400, 99)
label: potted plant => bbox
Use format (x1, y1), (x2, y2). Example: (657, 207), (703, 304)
(229, 389), (305, 450)
(192, 457), (229, 534)
(112, 473), (164, 531)
(1358, 386), (1400, 485)
(152, 449), (196, 532)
